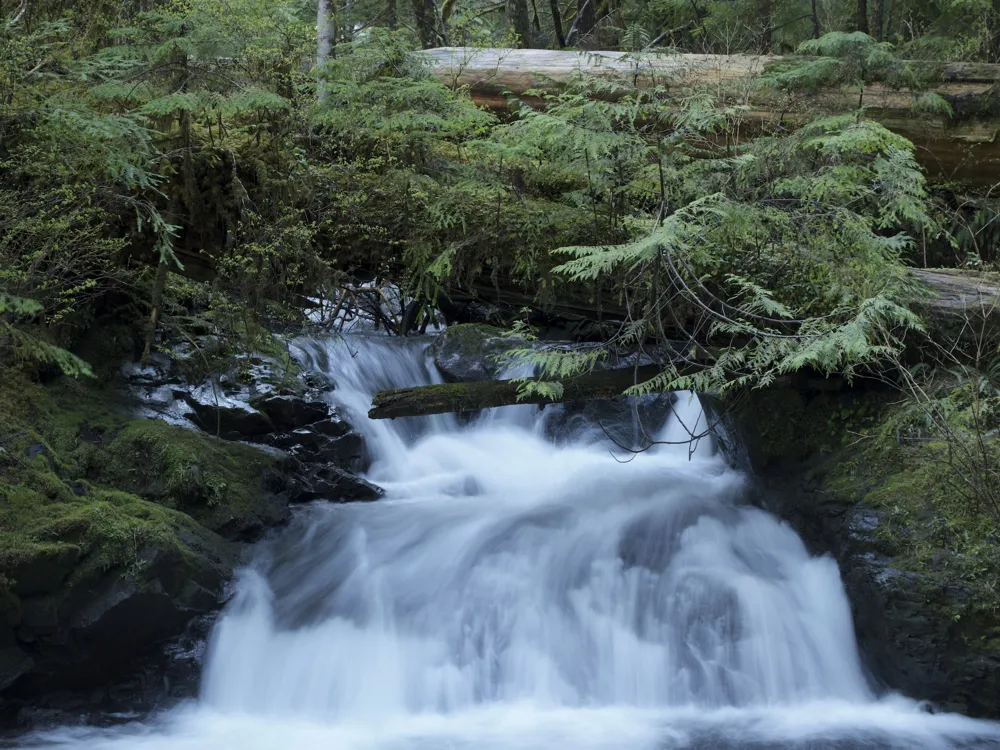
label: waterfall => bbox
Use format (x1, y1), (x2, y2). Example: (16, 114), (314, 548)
(15, 334), (1000, 750)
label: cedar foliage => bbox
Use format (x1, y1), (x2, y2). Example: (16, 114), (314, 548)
(0, 0), (983, 393)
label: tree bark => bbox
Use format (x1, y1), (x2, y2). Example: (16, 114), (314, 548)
(387, 0), (397, 28)
(759, 0), (773, 53)
(412, 0), (440, 47)
(857, 0), (869, 34)
(874, 0), (885, 41)
(142, 261), (169, 364)
(550, 0), (566, 46)
(317, 0), (335, 101)
(370, 364), (666, 419)
(810, 0), (820, 38)
(507, 0), (532, 47)
(572, 0), (595, 43)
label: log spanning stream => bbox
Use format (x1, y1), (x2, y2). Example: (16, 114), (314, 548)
(16, 335), (1000, 749)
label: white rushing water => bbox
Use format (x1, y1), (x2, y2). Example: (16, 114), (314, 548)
(15, 334), (1000, 749)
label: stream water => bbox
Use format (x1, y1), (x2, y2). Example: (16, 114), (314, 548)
(14, 335), (1000, 749)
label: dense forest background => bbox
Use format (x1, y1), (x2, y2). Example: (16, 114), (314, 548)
(3, 0), (1000, 382)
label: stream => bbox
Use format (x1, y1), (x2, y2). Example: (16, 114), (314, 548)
(13, 334), (1000, 749)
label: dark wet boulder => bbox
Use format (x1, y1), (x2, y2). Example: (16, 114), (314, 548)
(250, 394), (330, 430)
(271, 429), (368, 473)
(182, 387), (275, 441)
(287, 464), (383, 503)
(310, 416), (353, 438)
(0, 502), (240, 702)
(430, 324), (525, 382)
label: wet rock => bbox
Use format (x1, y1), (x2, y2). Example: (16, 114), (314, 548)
(5, 526), (239, 701)
(182, 387), (275, 440)
(118, 353), (181, 388)
(288, 465), (383, 503)
(544, 394), (676, 447)
(430, 324), (525, 382)
(310, 416), (352, 438)
(272, 430), (368, 473)
(9, 546), (81, 597)
(250, 394), (329, 430)
(0, 647), (33, 692)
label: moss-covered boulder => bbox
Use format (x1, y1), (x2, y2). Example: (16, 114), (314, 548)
(0, 369), (285, 700)
(429, 324), (524, 382)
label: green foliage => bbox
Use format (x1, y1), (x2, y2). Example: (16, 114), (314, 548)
(761, 32), (953, 115)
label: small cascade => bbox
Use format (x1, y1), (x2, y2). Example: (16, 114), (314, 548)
(14, 334), (1000, 750)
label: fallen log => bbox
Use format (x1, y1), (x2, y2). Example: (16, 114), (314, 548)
(419, 47), (1000, 185)
(368, 363), (664, 419)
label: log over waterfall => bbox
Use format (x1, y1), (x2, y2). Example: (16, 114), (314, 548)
(369, 364), (664, 419)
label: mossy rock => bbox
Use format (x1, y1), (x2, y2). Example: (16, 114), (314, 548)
(730, 384), (1000, 717)
(430, 324), (524, 382)
(0, 366), (285, 698)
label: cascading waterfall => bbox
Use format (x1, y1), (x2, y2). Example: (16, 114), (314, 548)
(15, 334), (1000, 750)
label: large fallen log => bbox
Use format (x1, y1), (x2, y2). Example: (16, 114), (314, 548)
(369, 363), (664, 419)
(419, 47), (1000, 184)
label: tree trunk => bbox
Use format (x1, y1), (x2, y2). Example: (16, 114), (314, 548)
(874, 0), (885, 41)
(507, 0), (532, 47)
(412, 0), (439, 47)
(369, 364), (666, 419)
(141, 261), (169, 364)
(810, 0), (820, 38)
(387, 0), (397, 27)
(574, 0), (595, 42)
(550, 0), (566, 46)
(759, 0), (773, 52)
(317, 0), (334, 101)
(857, 0), (869, 34)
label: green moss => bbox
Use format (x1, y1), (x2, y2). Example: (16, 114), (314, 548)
(0, 364), (275, 601)
(90, 419), (274, 520)
(819, 398), (1000, 618)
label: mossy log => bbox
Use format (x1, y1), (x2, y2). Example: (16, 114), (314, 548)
(369, 363), (664, 419)
(419, 47), (1000, 184)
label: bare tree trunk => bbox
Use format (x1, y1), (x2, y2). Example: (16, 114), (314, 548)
(857, 0), (869, 34)
(573, 0), (595, 42)
(507, 0), (532, 47)
(874, 0), (885, 40)
(550, 0), (566, 46)
(759, 0), (773, 52)
(317, 0), (334, 101)
(142, 261), (169, 365)
(810, 0), (820, 38)
(411, 0), (439, 47)
(387, 0), (397, 28)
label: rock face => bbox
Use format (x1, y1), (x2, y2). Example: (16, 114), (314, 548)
(117, 339), (380, 505)
(3, 521), (238, 701)
(725, 386), (1000, 718)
